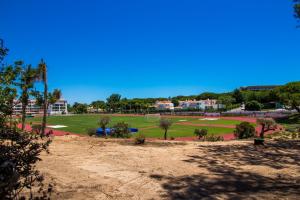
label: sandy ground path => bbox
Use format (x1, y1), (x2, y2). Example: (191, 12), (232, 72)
(37, 135), (300, 200)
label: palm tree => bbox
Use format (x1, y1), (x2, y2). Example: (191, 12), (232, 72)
(36, 60), (62, 135)
(18, 62), (38, 130)
(36, 59), (48, 135)
(48, 89), (62, 105)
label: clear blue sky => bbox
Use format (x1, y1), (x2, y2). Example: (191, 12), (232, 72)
(1, 0), (299, 104)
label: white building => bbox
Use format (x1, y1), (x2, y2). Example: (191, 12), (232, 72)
(13, 99), (68, 116)
(47, 99), (68, 115)
(155, 101), (174, 110)
(178, 99), (224, 110)
(13, 99), (41, 115)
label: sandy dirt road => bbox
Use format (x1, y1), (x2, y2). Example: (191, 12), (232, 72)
(37, 135), (300, 200)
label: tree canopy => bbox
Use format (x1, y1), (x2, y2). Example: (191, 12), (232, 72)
(294, 0), (300, 20)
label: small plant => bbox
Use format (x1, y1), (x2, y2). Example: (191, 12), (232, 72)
(134, 133), (146, 145)
(292, 132), (297, 139)
(31, 123), (43, 135)
(234, 122), (255, 139)
(87, 128), (97, 136)
(159, 118), (173, 140)
(170, 136), (175, 140)
(111, 122), (131, 138)
(204, 134), (224, 142)
(98, 116), (111, 137)
(194, 128), (208, 140)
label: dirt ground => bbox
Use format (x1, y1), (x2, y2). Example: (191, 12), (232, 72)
(37, 135), (300, 200)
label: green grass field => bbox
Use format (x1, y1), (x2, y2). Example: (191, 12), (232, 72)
(27, 114), (242, 138)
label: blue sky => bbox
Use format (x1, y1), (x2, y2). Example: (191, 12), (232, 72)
(1, 0), (299, 104)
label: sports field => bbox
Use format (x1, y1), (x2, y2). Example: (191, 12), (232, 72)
(27, 114), (252, 138)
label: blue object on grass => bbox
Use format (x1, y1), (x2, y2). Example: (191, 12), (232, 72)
(129, 128), (138, 133)
(96, 127), (139, 136)
(96, 128), (112, 135)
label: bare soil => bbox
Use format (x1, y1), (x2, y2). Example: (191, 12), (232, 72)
(38, 135), (300, 200)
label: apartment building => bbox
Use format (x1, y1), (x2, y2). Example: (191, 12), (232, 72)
(178, 99), (224, 110)
(155, 101), (175, 110)
(13, 99), (68, 115)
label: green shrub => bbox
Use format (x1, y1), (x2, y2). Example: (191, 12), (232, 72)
(0, 127), (52, 199)
(194, 128), (208, 140)
(204, 135), (224, 142)
(245, 100), (262, 111)
(111, 122), (131, 138)
(234, 122), (256, 139)
(134, 133), (146, 145)
(87, 128), (97, 136)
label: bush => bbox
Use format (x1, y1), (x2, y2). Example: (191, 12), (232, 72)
(245, 100), (262, 111)
(194, 128), (208, 140)
(134, 133), (146, 145)
(234, 122), (256, 139)
(0, 127), (52, 199)
(111, 122), (131, 138)
(87, 128), (97, 136)
(204, 135), (224, 142)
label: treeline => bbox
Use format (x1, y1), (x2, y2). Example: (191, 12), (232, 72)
(69, 81), (300, 114)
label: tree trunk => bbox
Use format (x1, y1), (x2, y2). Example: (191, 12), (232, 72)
(21, 90), (28, 131)
(42, 71), (48, 135)
(164, 129), (167, 140)
(103, 126), (107, 137)
(21, 106), (26, 130)
(260, 124), (265, 138)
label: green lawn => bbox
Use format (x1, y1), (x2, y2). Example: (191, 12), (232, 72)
(27, 114), (235, 138)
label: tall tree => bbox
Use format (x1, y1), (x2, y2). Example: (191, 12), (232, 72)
(106, 94), (121, 112)
(277, 81), (300, 113)
(36, 59), (48, 135)
(16, 61), (38, 130)
(217, 95), (235, 108)
(90, 100), (106, 112)
(232, 89), (244, 104)
(72, 102), (88, 114)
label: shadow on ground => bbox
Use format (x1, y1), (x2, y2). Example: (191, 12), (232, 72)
(150, 140), (300, 199)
